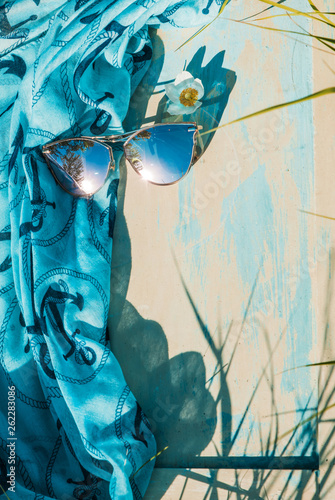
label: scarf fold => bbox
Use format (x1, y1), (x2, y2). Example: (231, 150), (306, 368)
(0, 0), (224, 498)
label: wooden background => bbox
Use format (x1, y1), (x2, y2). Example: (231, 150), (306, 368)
(108, 1), (335, 498)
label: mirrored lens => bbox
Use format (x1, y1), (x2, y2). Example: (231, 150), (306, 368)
(43, 139), (111, 196)
(124, 124), (197, 185)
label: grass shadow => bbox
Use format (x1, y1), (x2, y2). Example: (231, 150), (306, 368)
(144, 251), (335, 499)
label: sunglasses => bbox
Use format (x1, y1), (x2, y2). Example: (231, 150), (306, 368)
(41, 122), (202, 197)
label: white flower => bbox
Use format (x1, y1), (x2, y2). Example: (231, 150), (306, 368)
(165, 71), (204, 116)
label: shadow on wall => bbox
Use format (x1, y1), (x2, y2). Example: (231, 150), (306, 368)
(108, 155), (220, 469)
(155, 45), (237, 158)
(105, 25), (321, 499)
(145, 256), (334, 499)
(109, 29), (237, 496)
(110, 17), (327, 500)
(124, 30), (237, 159)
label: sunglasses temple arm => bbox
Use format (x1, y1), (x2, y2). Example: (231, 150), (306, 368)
(77, 131), (139, 145)
(85, 123), (203, 144)
(86, 123), (202, 144)
(105, 125), (203, 142)
(95, 129), (143, 143)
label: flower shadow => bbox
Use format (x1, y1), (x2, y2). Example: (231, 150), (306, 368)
(155, 46), (237, 158)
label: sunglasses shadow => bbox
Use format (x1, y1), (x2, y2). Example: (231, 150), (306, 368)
(108, 33), (236, 498)
(108, 174), (219, 497)
(108, 156), (219, 477)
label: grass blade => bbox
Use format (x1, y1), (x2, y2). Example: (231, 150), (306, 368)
(251, 11), (335, 22)
(227, 17), (335, 46)
(302, 361), (335, 367)
(275, 403), (335, 443)
(0, 485), (11, 500)
(131, 446), (169, 479)
(175, 0), (230, 51)
(307, 0), (335, 27)
(258, 0), (335, 28)
(239, 0), (287, 22)
(300, 209), (335, 221)
(199, 87), (335, 137)
(324, 59), (335, 75)
(285, 10), (335, 53)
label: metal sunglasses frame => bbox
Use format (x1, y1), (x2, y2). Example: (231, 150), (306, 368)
(42, 122), (202, 197)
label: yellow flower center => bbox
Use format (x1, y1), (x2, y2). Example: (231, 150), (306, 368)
(179, 87), (198, 107)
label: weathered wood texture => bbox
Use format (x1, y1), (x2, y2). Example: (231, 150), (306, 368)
(109, 0), (335, 497)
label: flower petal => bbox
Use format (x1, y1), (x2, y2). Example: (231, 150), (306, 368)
(174, 78), (196, 94)
(167, 101), (186, 116)
(193, 79), (204, 99)
(167, 100), (202, 116)
(174, 71), (193, 86)
(165, 83), (181, 103)
(181, 106), (198, 115)
(184, 100), (202, 114)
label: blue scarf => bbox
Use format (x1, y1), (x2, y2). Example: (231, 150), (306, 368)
(0, 1), (223, 498)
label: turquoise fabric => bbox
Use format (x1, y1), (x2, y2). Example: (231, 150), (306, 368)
(0, 0), (224, 498)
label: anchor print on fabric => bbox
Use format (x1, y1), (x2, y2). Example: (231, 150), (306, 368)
(19, 154), (56, 237)
(67, 462), (103, 500)
(39, 280), (97, 368)
(28, 279), (97, 380)
(74, 38), (112, 114)
(0, 0), (179, 495)
(62, 328), (97, 365)
(8, 123), (24, 182)
(99, 178), (119, 237)
(0, 254), (11, 272)
(0, 3), (37, 39)
(0, 225), (11, 273)
(131, 402), (149, 448)
(202, 0), (225, 15)
(89, 92), (115, 136)
(75, 0), (91, 11)
(132, 44), (152, 75)
(0, 54), (26, 79)
(0, 457), (9, 493)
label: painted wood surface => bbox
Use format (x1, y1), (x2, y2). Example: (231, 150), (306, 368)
(108, 0), (335, 490)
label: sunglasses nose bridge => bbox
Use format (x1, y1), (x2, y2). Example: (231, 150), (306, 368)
(103, 142), (122, 173)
